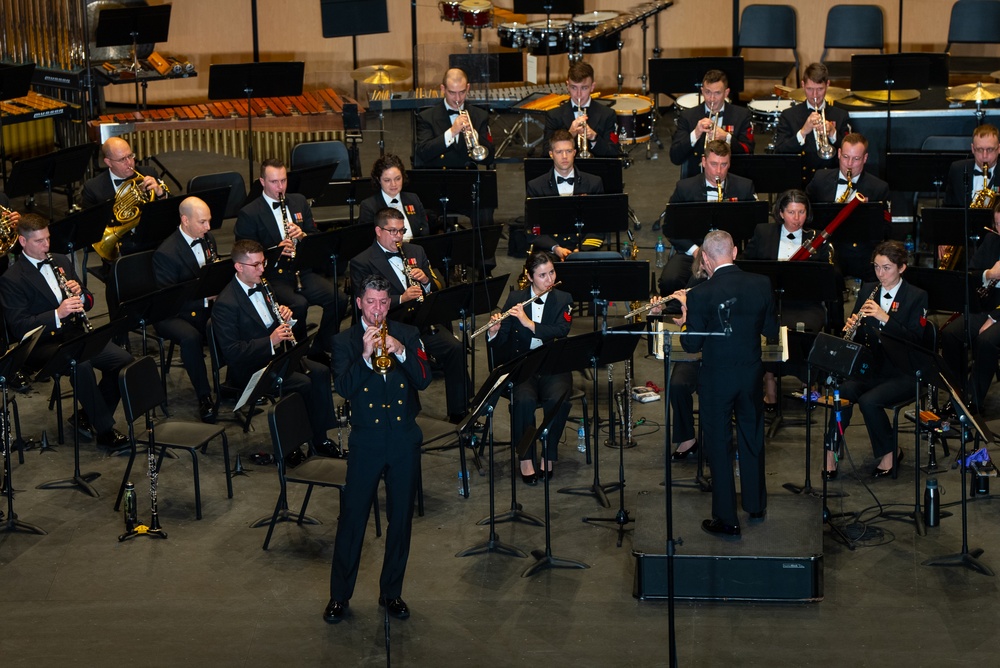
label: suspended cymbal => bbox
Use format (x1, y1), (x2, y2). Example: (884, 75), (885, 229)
(783, 86), (849, 103)
(351, 64), (412, 85)
(946, 82), (1000, 102)
(853, 89), (921, 104)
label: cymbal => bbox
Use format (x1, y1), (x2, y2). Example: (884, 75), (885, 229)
(946, 82), (1000, 102)
(852, 89), (921, 104)
(784, 86), (849, 103)
(351, 64), (412, 85)
(835, 95), (876, 108)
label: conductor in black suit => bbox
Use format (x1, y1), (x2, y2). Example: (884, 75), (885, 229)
(544, 61), (619, 158)
(413, 67), (494, 169)
(358, 153), (429, 239)
(773, 63), (850, 179)
(669, 69), (754, 179)
(152, 196), (221, 423)
(487, 251), (574, 483)
(0, 214), (131, 448)
(234, 158), (345, 351)
(806, 132), (890, 282)
(212, 239), (336, 454)
(349, 207), (469, 422)
(944, 124), (1000, 207)
(678, 230), (778, 537)
(324, 274), (432, 625)
(658, 140), (757, 298)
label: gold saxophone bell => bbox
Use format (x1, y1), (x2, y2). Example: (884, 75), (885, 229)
(94, 168), (169, 262)
(372, 317), (395, 375)
(971, 162), (997, 209)
(0, 204), (17, 255)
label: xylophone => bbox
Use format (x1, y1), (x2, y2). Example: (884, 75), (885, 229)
(367, 82), (567, 111)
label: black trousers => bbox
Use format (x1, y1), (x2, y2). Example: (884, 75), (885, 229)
(512, 371), (572, 462)
(942, 313), (998, 412)
(154, 312), (211, 398)
(423, 326), (470, 416)
(274, 358), (334, 445)
(269, 270), (348, 352)
(670, 361), (699, 443)
(831, 368), (912, 459)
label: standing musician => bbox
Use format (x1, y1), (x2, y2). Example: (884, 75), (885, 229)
(81, 137), (167, 209)
(544, 61), (620, 158)
(349, 207), (469, 423)
(414, 67), (494, 169)
(152, 196), (220, 423)
(944, 124), (1000, 208)
(658, 140), (757, 298)
(825, 241), (927, 480)
(806, 132), (890, 283)
(358, 154), (429, 239)
(325, 274), (432, 625)
(677, 230), (778, 538)
(772, 63), (851, 180)
(212, 239), (337, 455)
(234, 158), (346, 351)
(669, 69), (754, 179)
(487, 251), (573, 483)
(0, 213), (131, 448)
(941, 200), (1000, 416)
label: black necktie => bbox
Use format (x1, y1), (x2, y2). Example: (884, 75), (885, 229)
(787, 233), (796, 240)
(113, 178), (126, 186)
(557, 176), (575, 185)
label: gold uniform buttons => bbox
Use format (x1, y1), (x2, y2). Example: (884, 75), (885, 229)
(368, 403), (373, 408)
(399, 383), (405, 388)
(397, 416), (401, 421)
(191, 311), (197, 317)
(375, 419), (379, 424)
(398, 400), (403, 405)
(363, 387), (368, 392)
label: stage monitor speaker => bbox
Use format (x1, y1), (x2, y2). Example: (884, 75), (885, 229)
(808, 332), (872, 379)
(320, 0), (388, 37)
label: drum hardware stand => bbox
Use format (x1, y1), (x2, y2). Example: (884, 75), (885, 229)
(494, 111), (545, 159)
(638, 15), (663, 159)
(615, 38), (625, 95)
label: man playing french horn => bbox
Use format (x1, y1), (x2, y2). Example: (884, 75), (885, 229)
(82, 137), (167, 209)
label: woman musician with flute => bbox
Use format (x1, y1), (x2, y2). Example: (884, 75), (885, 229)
(486, 251), (573, 484)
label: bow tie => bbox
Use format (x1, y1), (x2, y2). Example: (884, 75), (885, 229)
(572, 105), (587, 113)
(390, 198), (399, 204)
(190, 238), (207, 248)
(787, 233), (796, 240)
(706, 184), (722, 191)
(975, 169), (988, 176)
(113, 178), (127, 187)
(385, 251), (403, 260)
(248, 285), (263, 297)
(838, 178), (850, 185)
(533, 297), (544, 305)
(37, 257), (54, 269)
(447, 108), (462, 116)
(271, 200), (285, 210)
(883, 293), (892, 301)
(556, 176), (575, 185)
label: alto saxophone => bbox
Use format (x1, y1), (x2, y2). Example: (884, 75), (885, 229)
(277, 192), (303, 292)
(48, 252), (93, 332)
(843, 285), (880, 341)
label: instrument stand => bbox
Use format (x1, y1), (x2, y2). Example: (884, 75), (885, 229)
(821, 386), (858, 549)
(522, 391), (589, 577)
(118, 406), (170, 542)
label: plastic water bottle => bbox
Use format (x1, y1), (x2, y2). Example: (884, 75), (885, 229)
(904, 234), (916, 266)
(457, 470), (468, 497)
(577, 424), (587, 453)
(655, 236), (666, 268)
(924, 478), (940, 527)
(734, 451), (740, 477)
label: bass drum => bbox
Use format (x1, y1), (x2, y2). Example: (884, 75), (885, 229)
(747, 98), (794, 134)
(609, 94), (653, 144)
(527, 19), (569, 55)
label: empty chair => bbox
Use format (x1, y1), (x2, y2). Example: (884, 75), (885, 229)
(289, 140), (351, 180)
(945, 0), (1000, 75)
(736, 4), (800, 86)
(821, 5), (885, 80)
(187, 171), (248, 223)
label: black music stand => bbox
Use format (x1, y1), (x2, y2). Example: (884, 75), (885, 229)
(296, 226), (372, 328)
(0, 62), (34, 183)
(116, 281), (196, 351)
(0, 326), (45, 535)
(780, 329), (825, 496)
(525, 193), (629, 251)
(405, 169), (498, 223)
(184, 185), (231, 231)
(647, 56), (746, 100)
(208, 62), (305, 182)
(729, 154), (805, 194)
(195, 259), (235, 301)
(5, 143), (96, 219)
(849, 54), (931, 164)
(47, 202), (112, 285)
(523, 157), (625, 194)
(662, 201), (767, 251)
(885, 152), (968, 210)
(235, 335), (315, 434)
(34, 319), (131, 497)
(94, 5), (172, 112)
(127, 195), (180, 254)
(410, 225), (503, 287)
(311, 178), (375, 218)
(287, 164), (339, 202)
(920, 207), (993, 255)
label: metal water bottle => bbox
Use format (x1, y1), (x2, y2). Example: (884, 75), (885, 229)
(123, 482), (138, 532)
(924, 478), (940, 528)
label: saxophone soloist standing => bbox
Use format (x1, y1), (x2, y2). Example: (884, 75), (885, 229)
(47, 252), (93, 332)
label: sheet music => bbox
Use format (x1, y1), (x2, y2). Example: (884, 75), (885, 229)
(234, 367), (267, 412)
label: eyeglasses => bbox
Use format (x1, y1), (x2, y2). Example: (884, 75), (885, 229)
(380, 226), (407, 236)
(109, 152), (136, 162)
(238, 260), (268, 270)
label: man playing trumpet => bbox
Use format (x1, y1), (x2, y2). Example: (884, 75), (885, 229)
(544, 61), (619, 158)
(414, 67), (494, 168)
(773, 63), (850, 180)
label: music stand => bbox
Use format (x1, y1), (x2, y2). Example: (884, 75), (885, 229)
(5, 143), (96, 219)
(47, 202), (112, 285)
(525, 193), (628, 250)
(920, 208), (993, 252)
(235, 335), (316, 433)
(208, 62), (305, 182)
(849, 54), (932, 165)
(115, 281), (196, 351)
(34, 319), (131, 497)
(411, 225), (503, 286)
(127, 195), (180, 254)
(648, 56), (745, 100)
(523, 157), (626, 194)
(183, 185), (231, 231)
(885, 152), (968, 209)
(287, 164), (339, 203)
(662, 201), (767, 251)
(195, 259), (235, 301)
(311, 178), (375, 217)
(0, 62), (34, 183)
(0, 325), (45, 535)
(405, 169), (499, 222)
(729, 155), (804, 194)
(94, 5), (172, 111)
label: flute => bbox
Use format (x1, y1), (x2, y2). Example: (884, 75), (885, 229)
(471, 281), (562, 339)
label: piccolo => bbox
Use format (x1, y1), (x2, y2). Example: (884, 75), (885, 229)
(470, 281), (562, 339)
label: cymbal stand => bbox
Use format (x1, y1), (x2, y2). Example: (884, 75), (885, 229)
(0, 373), (46, 536)
(639, 16), (663, 158)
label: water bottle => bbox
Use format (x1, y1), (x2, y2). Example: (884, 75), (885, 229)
(924, 478), (940, 527)
(734, 451), (740, 477)
(577, 424), (587, 453)
(123, 481), (137, 532)
(904, 234), (916, 266)
(457, 470), (468, 497)
(655, 236), (666, 268)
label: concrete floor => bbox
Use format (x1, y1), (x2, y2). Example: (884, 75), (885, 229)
(1, 104), (999, 667)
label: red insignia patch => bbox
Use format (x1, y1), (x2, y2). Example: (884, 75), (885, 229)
(405, 205), (415, 215)
(294, 212), (303, 222)
(610, 132), (619, 145)
(408, 257), (416, 266)
(891, 301), (899, 312)
(563, 309), (572, 322)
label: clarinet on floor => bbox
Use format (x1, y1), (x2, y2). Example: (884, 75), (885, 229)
(47, 253), (93, 332)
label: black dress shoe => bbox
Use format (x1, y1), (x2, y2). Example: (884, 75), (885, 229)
(521, 471), (537, 486)
(670, 441), (698, 461)
(68, 411), (95, 442)
(763, 401), (778, 414)
(198, 396), (217, 423)
(873, 450), (904, 478)
(823, 469), (838, 481)
(10, 372), (30, 393)
(96, 429), (129, 449)
(748, 510), (766, 522)
(701, 518), (741, 538)
(312, 439), (339, 458)
(378, 596), (410, 619)
(539, 468), (553, 482)
(323, 599), (348, 624)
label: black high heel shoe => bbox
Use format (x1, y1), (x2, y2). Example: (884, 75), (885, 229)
(873, 449), (904, 478)
(671, 441), (699, 461)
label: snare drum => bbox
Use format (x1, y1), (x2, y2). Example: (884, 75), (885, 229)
(439, 0), (461, 22)
(498, 21), (533, 49)
(459, 0), (493, 29)
(609, 94), (653, 144)
(571, 10), (619, 30)
(747, 98), (794, 133)
(528, 19), (569, 55)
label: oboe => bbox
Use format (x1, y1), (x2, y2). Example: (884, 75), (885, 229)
(47, 253), (93, 332)
(259, 278), (298, 346)
(277, 192), (303, 292)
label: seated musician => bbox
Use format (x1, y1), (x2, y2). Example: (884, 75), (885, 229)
(235, 158), (346, 352)
(0, 213), (131, 448)
(941, 200), (1000, 415)
(743, 190), (831, 409)
(152, 196), (219, 423)
(824, 240), (927, 480)
(487, 251), (573, 483)
(806, 132), (890, 282)
(212, 239), (337, 455)
(944, 124), (1000, 208)
(0, 191), (21, 275)
(349, 207), (469, 424)
(358, 154), (429, 239)
(658, 140), (757, 298)
(543, 61), (620, 158)
(414, 67), (494, 169)
(772, 63), (850, 181)
(526, 129), (605, 258)
(669, 68), (754, 179)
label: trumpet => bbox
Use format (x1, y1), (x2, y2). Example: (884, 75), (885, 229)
(372, 317), (395, 375)
(843, 284), (880, 341)
(260, 278), (298, 347)
(816, 104), (835, 161)
(705, 109), (719, 146)
(396, 241), (423, 302)
(277, 192), (303, 292)
(48, 252), (93, 332)
(471, 281), (562, 339)
(714, 176), (723, 202)
(576, 112), (592, 159)
(460, 109), (488, 162)
(837, 169), (854, 203)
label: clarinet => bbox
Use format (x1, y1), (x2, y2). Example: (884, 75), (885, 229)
(259, 278), (298, 346)
(843, 285), (880, 341)
(277, 193), (303, 292)
(47, 253), (93, 332)
(396, 241), (423, 302)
